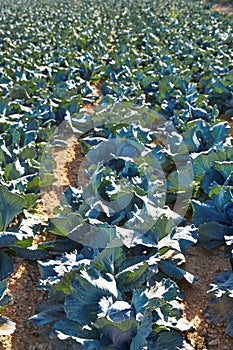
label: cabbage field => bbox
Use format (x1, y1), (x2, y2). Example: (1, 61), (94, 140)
(0, 0), (233, 349)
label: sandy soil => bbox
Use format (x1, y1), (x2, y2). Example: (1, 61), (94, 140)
(212, 4), (233, 14)
(202, 0), (233, 14)
(183, 246), (233, 350)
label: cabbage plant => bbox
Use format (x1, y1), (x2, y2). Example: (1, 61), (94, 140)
(0, 280), (16, 335)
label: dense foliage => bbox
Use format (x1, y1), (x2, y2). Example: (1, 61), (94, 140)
(0, 0), (232, 348)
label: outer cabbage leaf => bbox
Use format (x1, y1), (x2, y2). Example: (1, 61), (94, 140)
(94, 317), (138, 350)
(0, 280), (16, 335)
(148, 331), (193, 350)
(200, 162), (233, 195)
(130, 311), (153, 350)
(28, 305), (65, 327)
(0, 316), (16, 336)
(205, 271), (233, 337)
(158, 260), (196, 284)
(192, 188), (233, 247)
(0, 280), (12, 309)
(55, 316), (99, 342)
(182, 119), (229, 153)
(92, 246), (125, 275)
(198, 222), (233, 249)
(0, 216), (44, 277)
(158, 224), (198, 253)
(191, 145), (233, 182)
(0, 252), (14, 280)
(64, 269), (119, 325)
(0, 185), (25, 231)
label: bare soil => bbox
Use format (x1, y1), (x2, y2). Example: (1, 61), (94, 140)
(183, 246), (233, 350)
(202, 0), (233, 14)
(212, 4), (233, 14)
